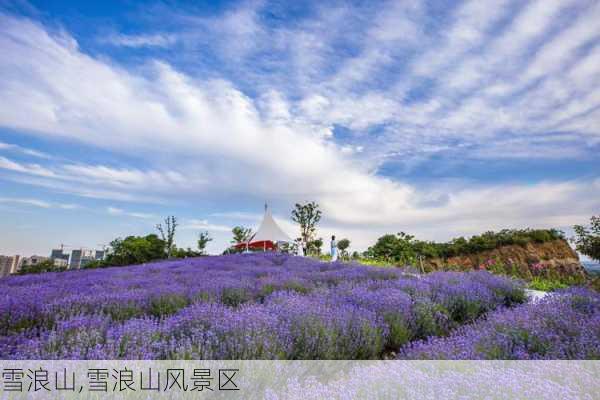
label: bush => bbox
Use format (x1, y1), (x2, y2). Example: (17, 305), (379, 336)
(399, 288), (600, 359)
(366, 229), (566, 263)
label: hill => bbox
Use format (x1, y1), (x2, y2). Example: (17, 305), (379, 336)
(424, 239), (587, 280)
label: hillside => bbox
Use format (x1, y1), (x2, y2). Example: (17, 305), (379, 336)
(423, 239), (587, 280)
(0, 254), (526, 359)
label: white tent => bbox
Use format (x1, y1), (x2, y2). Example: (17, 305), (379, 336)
(251, 204), (292, 243)
(243, 204), (292, 250)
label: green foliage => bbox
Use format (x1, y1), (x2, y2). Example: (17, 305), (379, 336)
(590, 277), (600, 292)
(18, 260), (66, 275)
(149, 294), (189, 317)
(171, 247), (202, 258)
(279, 241), (299, 254)
(104, 234), (167, 266)
(384, 313), (412, 348)
(337, 238), (351, 259)
(366, 228), (565, 263)
(413, 301), (449, 338)
(197, 231), (212, 255)
(231, 226), (253, 244)
(572, 216), (600, 262)
(364, 232), (419, 265)
(156, 216), (178, 258)
(529, 277), (569, 292)
(291, 201), (322, 246)
(81, 260), (106, 269)
(308, 238), (323, 256)
(221, 288), (251, 307)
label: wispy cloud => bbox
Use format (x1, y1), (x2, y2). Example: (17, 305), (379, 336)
(0, 141), (53, 159)
(0, 1), (598, 252)
(0, 197), (79, 209)
(100, 33), (177, 48)
(209, 211), (262, 221)
(106, 206), (157, 219)
(180, 219), (232, 232)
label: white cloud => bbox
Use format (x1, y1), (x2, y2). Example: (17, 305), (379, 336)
(0, 197), (51, 208)
(0, 156), (56, 177)
(106, 206), (157, 219)
(0, 7), (598, 252)
(101, 33), (177, 48)
(180, 219), (232, 232)
(209, 211), (262, 221)
(0, 141), (53, 159)
(0, 197), (79, 210)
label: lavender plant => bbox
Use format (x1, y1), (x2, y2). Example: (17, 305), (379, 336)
(399, 288), (600, 359)
(0, 254), (532, 359)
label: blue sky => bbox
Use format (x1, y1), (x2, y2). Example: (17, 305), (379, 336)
(0, 0), (599, 256)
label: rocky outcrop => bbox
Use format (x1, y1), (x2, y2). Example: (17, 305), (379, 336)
(423, 239), (587, 279)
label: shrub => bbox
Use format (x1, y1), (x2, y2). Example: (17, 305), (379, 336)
(399, 288), (600, 359)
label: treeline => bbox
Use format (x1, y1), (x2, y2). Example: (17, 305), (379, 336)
(364, 229), (566, 264)
(85, 217), (212, 269)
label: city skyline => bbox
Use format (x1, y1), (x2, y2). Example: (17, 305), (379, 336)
(1, 0), (599, 255)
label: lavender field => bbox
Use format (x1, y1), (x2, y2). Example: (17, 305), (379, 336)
(0, 254), (596, 360)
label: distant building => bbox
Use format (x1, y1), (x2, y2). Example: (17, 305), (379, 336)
(53, 258), (69, 268)
(20, 255), (50, 271)
(69, 249), (96, 269)
(0, 255), (21, 277)
(94, 250), (106, 261)
(50, 249), (70, 264)
(69, 249), (82, 269)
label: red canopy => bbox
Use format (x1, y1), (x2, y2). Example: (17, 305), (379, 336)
(233, 240), (277, 251)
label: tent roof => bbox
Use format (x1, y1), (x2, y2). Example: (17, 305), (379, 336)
(249, 205), (292, 243)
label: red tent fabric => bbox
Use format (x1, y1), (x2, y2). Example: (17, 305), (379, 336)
(233, 204), (292, 252)
(233, 240), (276, 251)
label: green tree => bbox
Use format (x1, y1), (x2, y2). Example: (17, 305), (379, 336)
(366, 232), (418, 265)
(292, 201), (322, 253)
(156, 216), (178, 258)
(18, 259), (64, 275)
(308, 237), (323, 255)
(231, 226), (253, 244)
(337, 238), (351, 260)
(171, 247), (201, 258)
(104, 234), (166, 266)
(573, 216), (600, 262)
(197, 231), (212, 255)
(82, 260), (105, 269)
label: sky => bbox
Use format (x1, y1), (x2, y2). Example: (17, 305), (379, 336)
(0, 0), (599, 256)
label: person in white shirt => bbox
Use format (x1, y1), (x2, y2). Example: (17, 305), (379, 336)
(330, 235), (338, 262)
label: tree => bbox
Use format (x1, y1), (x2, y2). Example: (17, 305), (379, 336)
(337, 238), (351, 260)
(366, 232), (418, 265)
(156, 216), (178, 258)
(171, 247), (201, 258)
(104, 234), (166, 266)
(573, 216), (600, 262)
(231, 226), (253, 244)
(197, 231), (212, 255)
(279, 241), (298, 254)
(292, 201), (322, 254)
(308, 238), (323, 255)
(18, 259), (64, 275)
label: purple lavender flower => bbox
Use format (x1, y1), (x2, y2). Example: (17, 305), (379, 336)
(399, 288), (600, 359)
(0, 254), (530, 359)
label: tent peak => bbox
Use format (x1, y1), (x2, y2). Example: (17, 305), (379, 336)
(249, 203), (292, 244)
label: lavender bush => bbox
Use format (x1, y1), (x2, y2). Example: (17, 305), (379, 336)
(399, 287), (600, 359)
(0, 254), (526, 359)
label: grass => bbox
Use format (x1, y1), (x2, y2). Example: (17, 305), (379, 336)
(528, 277), (569, 292)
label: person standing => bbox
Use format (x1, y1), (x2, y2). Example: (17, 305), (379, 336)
(297, 238), (305, 257)
(330, 235), (338, 262)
